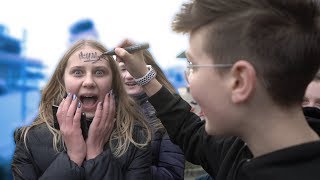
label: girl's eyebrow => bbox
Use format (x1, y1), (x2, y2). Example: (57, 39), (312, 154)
(92, 65), (109, 69)
(70, 66), (84, 69)
(69, 66), (108, 71)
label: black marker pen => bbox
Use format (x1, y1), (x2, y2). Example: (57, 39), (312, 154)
(103, 43), (149, 56)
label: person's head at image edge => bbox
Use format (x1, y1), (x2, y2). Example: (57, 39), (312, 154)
(17, 39), (151, 157)
(171, 0), (320, 138)
(303, 71), (320, 109)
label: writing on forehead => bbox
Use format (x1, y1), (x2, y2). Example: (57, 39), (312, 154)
(78, 51), (102, 63)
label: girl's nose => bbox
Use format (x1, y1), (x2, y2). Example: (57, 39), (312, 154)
(82, 75), (96, 88)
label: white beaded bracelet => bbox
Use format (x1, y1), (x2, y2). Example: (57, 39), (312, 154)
(134, 65), (157, 86)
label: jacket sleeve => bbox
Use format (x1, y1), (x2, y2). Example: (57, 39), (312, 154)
(125, 144), (152, 180)
(151, 133), (185, 180)
(82, 148), (124, 179)
(12, 139), (38, 180)
(148, 87), (236, 177)
(38, 152), (85, 180)
(12, 129), (85, 180)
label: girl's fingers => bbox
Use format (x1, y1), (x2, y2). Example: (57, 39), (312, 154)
(103, 92), (116, 143)
(60, 93), (72, 126)
(73, 101), (82, 129)
(107, 91), (116, 125)
(101, 91), (111, 126)
(102, 91), (116, 130)
(63, 93), (72, 111)
(91, 102), (103, 128)
(56, 99), (65, 126)
(65, 94), (78, 127)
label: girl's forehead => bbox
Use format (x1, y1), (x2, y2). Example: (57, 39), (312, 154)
(74, 47), (102, 58)
(76, 45), (101, 52)
(67, 47), (110, 66)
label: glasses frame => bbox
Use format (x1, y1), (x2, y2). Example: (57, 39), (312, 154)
(184, 63), (233, 83)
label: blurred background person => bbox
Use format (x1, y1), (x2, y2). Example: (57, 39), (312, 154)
(118, 50), (185, 180)
(303, 71), (320, 109)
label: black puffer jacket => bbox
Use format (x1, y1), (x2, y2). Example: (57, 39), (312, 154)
(12, 123), (151, 180)
(133, 93), (185, 180)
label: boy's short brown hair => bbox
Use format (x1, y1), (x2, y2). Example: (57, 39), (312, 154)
(172, 0), (320, 107)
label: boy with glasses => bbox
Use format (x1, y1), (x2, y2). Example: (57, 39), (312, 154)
(115, 0), (320, 179)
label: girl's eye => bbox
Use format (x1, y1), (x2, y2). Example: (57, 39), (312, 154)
(96, 70), (104, 76)
(73, 70), (83, 76)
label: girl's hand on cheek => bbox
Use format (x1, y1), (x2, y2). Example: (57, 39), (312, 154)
(86, 90), (116, 160)
(57, 93), (87, 166)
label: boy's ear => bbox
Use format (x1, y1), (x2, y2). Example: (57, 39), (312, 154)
(229, 60), (256, 103)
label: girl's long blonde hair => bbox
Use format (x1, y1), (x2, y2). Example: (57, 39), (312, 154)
(17, 39), (151, 157)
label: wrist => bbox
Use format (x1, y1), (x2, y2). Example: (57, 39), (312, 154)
(134, 66), (149, 79)
(86, 148), (103, 160)
(142, 78), (163, 97)
(134, 65), (157, 86)
(69, 154), (84, 166)
(67, 148), (86, 166)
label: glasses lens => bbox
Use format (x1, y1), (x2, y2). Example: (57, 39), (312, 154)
(184, 68), (190, 84)
(184, 70), (189, 84)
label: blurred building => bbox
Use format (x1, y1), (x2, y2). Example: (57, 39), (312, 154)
(68, 19), (99, 44)
(0, 24), (45, 180)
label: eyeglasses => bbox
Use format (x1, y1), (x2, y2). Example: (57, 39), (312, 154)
(184, 62), (233, 83)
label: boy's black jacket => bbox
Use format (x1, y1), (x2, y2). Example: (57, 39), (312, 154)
(148, 87), (320, 180)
